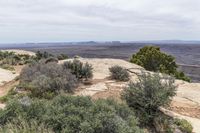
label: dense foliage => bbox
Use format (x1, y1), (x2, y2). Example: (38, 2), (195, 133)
(130, 46), (190, 82)
(19, 60), (78, 98)
(122, 72), (176, 126)
(0, 95), (144, 133)
(63, 59), (93, 80)
(0, 118), (53, 133)
(109, 65), (130, 81)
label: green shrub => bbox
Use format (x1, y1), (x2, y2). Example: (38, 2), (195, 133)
(130, 46), (190, 82)
(0, 95), (144, 133)
(175, 71), (191, 82)
(19, 60), (78, 98)
(0, 87), (18, 103)
(174, 119), (193, 133)
(0, 118), (53, 133)
(109, 65), (130, 81)
(63, 59), (93, 81)
(122, 72), (176, 126)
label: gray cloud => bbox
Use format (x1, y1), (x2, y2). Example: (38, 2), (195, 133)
(0, 0), (199, 43)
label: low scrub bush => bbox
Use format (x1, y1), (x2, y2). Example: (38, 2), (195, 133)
(109, 65), (130, 81)
(0, 51), (36, 66)
(57, 54), (68, 60)
(0, 118), (53, 133)
(122, 72), (176, 126)
(174, 119), (193, 133)
(35, 51), (53, 60)
(19, 60), (78, 98)
(0, 95), (144, 133)
(35, 51), (68, 61)
(0, 87), (18, 103)
(63, 59), (93, 81)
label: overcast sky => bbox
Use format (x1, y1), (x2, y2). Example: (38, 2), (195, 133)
(0, 0), (200, 43)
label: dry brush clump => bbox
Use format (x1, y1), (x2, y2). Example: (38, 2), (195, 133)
(0, 51), (36, 70)
(62, 59), (93, 81)
(19, 60), (78, 98)
(17, 59), (93, 99)
(109, 65), (130, 81)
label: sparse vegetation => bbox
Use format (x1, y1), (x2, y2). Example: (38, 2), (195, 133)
(122, 72), (176, 127)
(0, 51), (36, 70)
(63, 59), (93, 81)
(0, 95), (144, 133)
(109, 65), (130, 81)
(0, 50), (68, 71)
(35, 51), (68, 61)
(130, 46), (190, 82)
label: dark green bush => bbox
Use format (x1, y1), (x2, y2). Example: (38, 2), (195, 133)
(19, 60), (78, 98)
(122, 72), (176, 126)
(57, 54), (68, 60)
(0, 95), (144, 133)
(130, 46), (190, 82)
(175, 71), (191, 82)
(174, 119), (193, 133)
(35, 51), (53, 60)
(45, 57), (59, 64)
(63, 59), (93, 81)
(109, 65), (130, 81)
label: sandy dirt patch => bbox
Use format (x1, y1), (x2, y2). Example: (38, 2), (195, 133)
(0, 68), (18, 86)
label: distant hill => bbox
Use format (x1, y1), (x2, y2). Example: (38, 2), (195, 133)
(0, 40), (200, 49)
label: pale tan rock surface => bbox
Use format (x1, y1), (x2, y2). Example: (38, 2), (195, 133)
(1, 49), (35, 56)
(0, 68), (18, 86)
